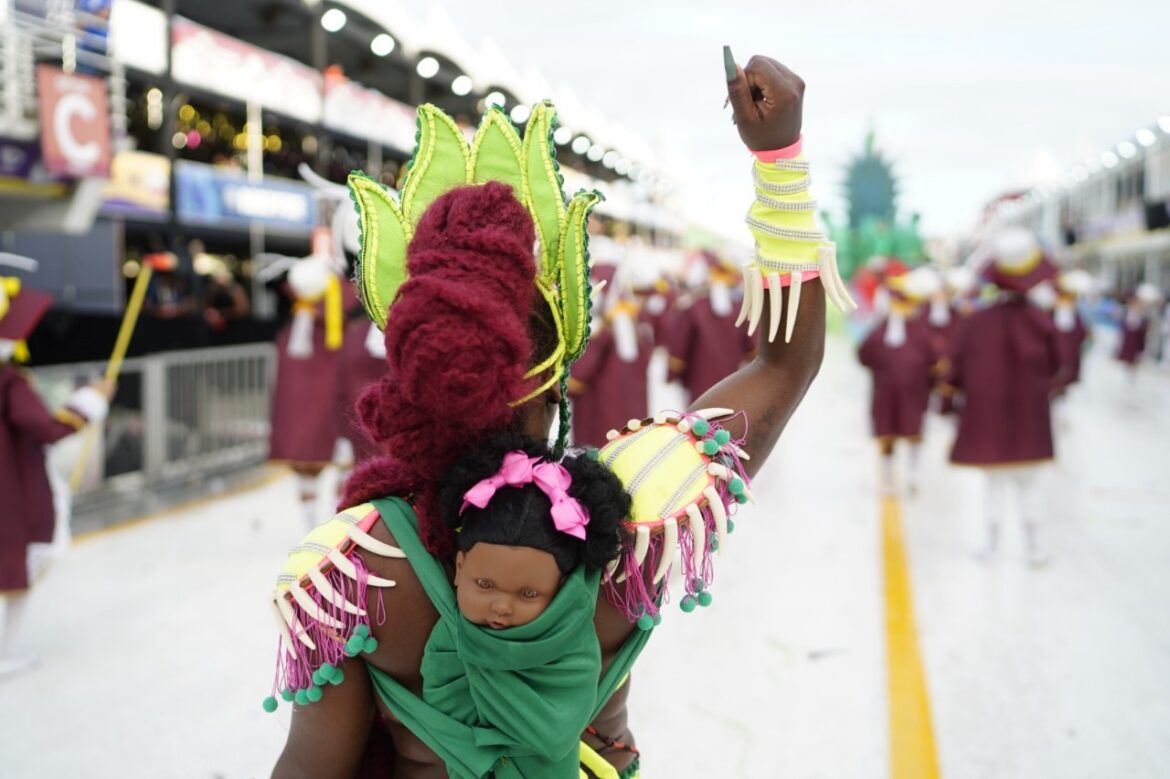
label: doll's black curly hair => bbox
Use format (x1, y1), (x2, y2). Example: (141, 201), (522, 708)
(438, 433), (629, 573)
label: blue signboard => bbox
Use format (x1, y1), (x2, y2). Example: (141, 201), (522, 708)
(174, 160), (317, 234)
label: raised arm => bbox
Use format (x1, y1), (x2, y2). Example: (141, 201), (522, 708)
(690, 53), (844, 476)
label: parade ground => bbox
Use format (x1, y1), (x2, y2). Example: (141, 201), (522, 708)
(2, 333), (1167, 778)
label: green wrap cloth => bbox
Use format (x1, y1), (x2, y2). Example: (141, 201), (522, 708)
(367, 497), (651, 778)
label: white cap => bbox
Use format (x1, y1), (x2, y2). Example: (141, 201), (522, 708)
(1056, 269), (1093, 297)
(901, 267), (943, 301)
(288, 257), (333, 300)
(945, 266), (977, 295)
(1136, 282), (1162, 305)
(990, 227), (1041, 273)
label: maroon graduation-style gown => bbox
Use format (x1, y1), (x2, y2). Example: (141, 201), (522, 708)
(1116, 312), (1148, 365)
(334, 317), (386, 466)
(948, 299), (1061, 466)
(1053, 310), (1089, 390)
(0, 366), (79, 590)
(568, 324), (653, 449)
(858, 317), (937, 439)
(664, 294), (756, 402)
(268, 313), (343, 466)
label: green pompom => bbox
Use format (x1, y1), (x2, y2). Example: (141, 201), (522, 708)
(353, 624), (370, 639)
(306, 685), (323, 703)
(344, 637), (363, 657)
(262, 696), (278, 713)
(702, 439), (720, 456)
(680, 595), (697, 613)
(691, 419), (710, 437)
(736, 493), (749, 504)
(698, 591), (714, 607)
(690, 577), (705, 592)
(635, 613), (654, 631)
(714, 429), (731, 446)
(586, 447), (600, 461)
(329, 667), (346, 685)
(729, 478), (745, 495)
(312, 669), (326, 687)
(653, 612), (663, 626)
(280, 688), (295, 702)
(728, 519), (736, 534)
(294, 689), (309, 706)
(319, 662), (335, 675)
(363, 637), (380, 654)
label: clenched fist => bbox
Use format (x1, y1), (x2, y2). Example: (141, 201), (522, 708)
(724, 47), (805, 151)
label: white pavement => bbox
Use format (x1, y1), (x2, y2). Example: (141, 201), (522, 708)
(1, 335), (1168, 778)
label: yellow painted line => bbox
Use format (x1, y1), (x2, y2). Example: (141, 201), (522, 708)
(883, 495), (941, 779)
(73, 467), (291, 545)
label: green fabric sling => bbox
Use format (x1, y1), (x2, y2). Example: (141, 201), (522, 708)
(366, 496), (651, 779)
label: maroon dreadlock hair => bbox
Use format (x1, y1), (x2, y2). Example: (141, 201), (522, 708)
(340, 182), (543, 559)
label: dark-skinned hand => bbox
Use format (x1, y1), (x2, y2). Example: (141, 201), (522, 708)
(725, 48), (805, 151)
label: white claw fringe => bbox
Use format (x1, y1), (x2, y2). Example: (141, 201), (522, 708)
(767, 272), (782, 343)
(633, 525), (651, 566)
(705, 486), (728, 554)
(818, 243), (857, 312)
(693, 407), (734, 421)
(346, 525), (407, 559)
(735, 265), (752, 327)
(686, 504), (706, 576)
(653, 519), (679, 584)
(308, 567), (367, 616)
(603, 557), (620, 583)
(277, 593), (316, 650)
(290, 582), (345, 630)
(747, 266), (765, 336)
(785, 271), (803, 343)
(329, 548), (396, 587)
(708, 462), (730, 480)
(271, 598), (298, 660)
(732, 445), (751, 461)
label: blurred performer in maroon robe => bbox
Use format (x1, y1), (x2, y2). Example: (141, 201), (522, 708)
(268, 229), (345, 529)
(944, 228), (1061, 566)
(665, 251), (756, 402)
(334, 307), (386, 467)
(1, 270), (112, 676)
(568, 262), (653, 448)
(933, 266), (979, 416)
(858, 269), (941, 495)
(1115, 283), (1161, 379)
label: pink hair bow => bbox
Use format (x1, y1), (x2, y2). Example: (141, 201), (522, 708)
(533, 462), (591, 540)
(460, 451), (539, 514)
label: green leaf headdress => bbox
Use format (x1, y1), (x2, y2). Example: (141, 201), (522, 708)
(347, 102), (602, 450)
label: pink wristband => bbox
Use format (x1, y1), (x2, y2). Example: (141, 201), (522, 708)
(751, 136), (803, 163)
(764, 270), (820, 289)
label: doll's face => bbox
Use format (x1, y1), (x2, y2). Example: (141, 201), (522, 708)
(454, 543), (562, 629)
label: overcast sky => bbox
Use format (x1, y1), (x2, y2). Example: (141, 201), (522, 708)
(398, 0), (1170, 242)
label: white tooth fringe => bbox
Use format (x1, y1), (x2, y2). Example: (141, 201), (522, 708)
(747, 266), (764, 336)
(290, 582), (345, 630)
(818, 243), (857, 312)
(676, 419), (691, 434)
(633, 525), (651, 566)
(271, 598), (298, 660)
(705, 486), (728, 553)
(328, 548), (397, 587)
(767, 272), (782, 342)
(741, 485), (758, 504)
(732, 445), (751, 460)
(277, 593), (316, 650)
(654, 412), (669, 425)
(735, 265), (752, 327)
(785, 271), (803, 343)
(308, 567), (366, 616)
(347, 526), (407, 558)
(708, 463), (730, 480)
(686, 504), (706, 575)
(603, 557), (620, 583)
(653, 520), (679, 584)
(693, 407), (734, 421)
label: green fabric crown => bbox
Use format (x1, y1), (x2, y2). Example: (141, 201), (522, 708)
(347, 103), (602, 382)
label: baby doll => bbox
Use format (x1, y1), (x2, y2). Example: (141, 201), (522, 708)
(439, 435), (629, 629)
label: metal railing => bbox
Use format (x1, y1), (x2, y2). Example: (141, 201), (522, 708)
(33, 343), (276, 508)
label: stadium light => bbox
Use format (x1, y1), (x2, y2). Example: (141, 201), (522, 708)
(571, 135), (591, 155)
(1136, 128), (1157, 147)
(553, 126), (573, 145)
(1159, 116), (1170, 134)
(586, 143), (604, 162)
(1100, 151), (1119, 169)
(509, 104), (531, 124)
(614, 158), (631, 175)
(416, 56), (440, 79)
(602, 150), (620, 168)
(451, 75), (473, 96)
(484, 91), (506, 108)
(321, 8), (346, 32)
(370, 34), (395, 57)
(1117, 141), (1137, 159)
